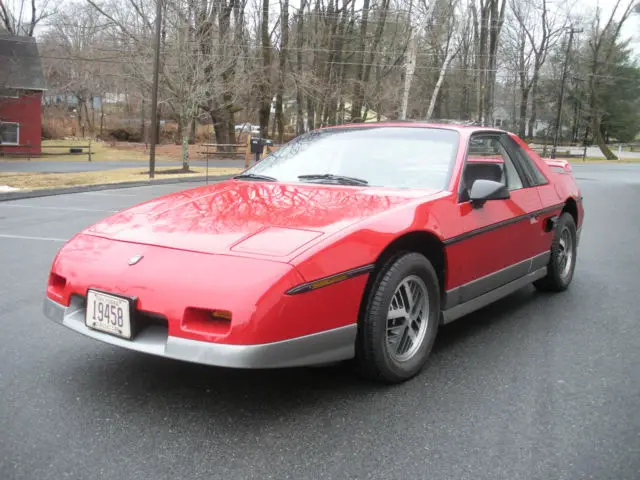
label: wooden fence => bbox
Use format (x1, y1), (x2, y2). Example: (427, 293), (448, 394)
(200, 135), (281, 168)
(0, 140), (93, 161)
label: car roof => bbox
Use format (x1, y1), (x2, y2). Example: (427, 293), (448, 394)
(318, 120), (507, 136)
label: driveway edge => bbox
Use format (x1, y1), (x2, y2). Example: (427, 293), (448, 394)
(0, 174), (233, 202)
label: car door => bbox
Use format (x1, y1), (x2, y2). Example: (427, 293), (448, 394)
(444, 132), (544, 306)
(503, 133), (565, 253)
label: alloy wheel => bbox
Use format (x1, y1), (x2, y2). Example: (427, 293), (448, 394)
(385, 275), (430, 362)
(557, 226), (574, 279)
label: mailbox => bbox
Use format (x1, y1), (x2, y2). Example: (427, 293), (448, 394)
(250, 137), (273, 153)
(250, 137), (264, 154)
(249, 137), (274, 163)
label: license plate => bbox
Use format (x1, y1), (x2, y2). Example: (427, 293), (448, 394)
(85, 290), (132, 339)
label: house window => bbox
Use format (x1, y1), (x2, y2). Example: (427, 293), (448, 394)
(0, 122), (19, 145)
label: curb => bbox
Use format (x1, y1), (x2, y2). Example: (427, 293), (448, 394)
(0, 174), (235, 202)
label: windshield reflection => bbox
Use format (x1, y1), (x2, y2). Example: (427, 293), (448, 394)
(245, 126), (459, 190)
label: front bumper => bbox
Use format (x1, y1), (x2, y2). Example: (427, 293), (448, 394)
(43, 296), (356, 368)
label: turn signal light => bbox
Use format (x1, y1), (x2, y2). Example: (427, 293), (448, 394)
(309, 273), (349, 289)
(183, 307), (232, 335)
(46, 272), (67, 302)
(210, 309), (232, 321)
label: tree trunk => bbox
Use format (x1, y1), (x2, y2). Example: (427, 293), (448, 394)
(484, 0), (506, 127)
(190, 117), (196, 144)
(100, 94), (105, 139)
(594, 116), (616, 160)
(258, 0), (272, 137)
(176, 117), (183, 145)
(295, 0), (307, 134)
(475, 2), (488, 123)
(91, 96), (96, 132)
(350, 0), (370, 122)
(426, 46), (455, 120)
(181, 129), (189, 171)
(571, 99), (580, 143)
(225, 92), (236, 147)
(84, 100), (92, 135)
(527, 78), (538, 138)
(275, 0), (289, 143)
(209, 110), (231, 146)
(78, 97), (85, 137)
(326, 0), (348, 126)
(319, 0), (339, 126)
(306, 95), (315, 132)
(140, 97), (145, 141)
(518, 89), (528, 137)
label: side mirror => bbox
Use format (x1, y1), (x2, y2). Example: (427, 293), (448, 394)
(469, 179), (509, 208)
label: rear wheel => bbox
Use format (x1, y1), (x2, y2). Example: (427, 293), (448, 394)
(355, 252), (440, 383)
(534, 212), (577, 292)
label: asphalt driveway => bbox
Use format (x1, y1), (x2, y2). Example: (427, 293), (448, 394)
(0, 164), (639, 480)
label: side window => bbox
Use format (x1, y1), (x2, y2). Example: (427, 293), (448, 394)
(503, 135), (548, 186)
(459, 135), (525, 201)
(494, 141), (524, 191)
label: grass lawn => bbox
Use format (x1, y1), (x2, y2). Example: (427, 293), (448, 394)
(2, 139), (250, 163)
(0, 166), (243, 191)
(36, 139), (176, 162)
(0, 139), (178, 162)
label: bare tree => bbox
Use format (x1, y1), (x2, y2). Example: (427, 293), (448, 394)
(0, 0), (55, 36)
(505, 0), (568, 137)
(472, 0), (503, 125)
(39, 1), (112, 137)
(28, 0), (638, 156)
(424, 0), (463, 119)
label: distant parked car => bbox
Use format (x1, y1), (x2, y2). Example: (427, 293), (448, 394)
(43, 122), (584, 384)
(235, 123), (261, 135)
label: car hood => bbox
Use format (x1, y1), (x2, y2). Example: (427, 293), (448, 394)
(84, 180), (442, 258)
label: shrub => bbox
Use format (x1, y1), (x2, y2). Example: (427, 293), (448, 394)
(108, 127), (142, 142)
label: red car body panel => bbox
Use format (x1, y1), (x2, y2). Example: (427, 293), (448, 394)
(44, 123), (584, 367)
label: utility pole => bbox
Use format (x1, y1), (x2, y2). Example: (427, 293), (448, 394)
(551, 26), (582, 159)
(149, 0), (163, 179)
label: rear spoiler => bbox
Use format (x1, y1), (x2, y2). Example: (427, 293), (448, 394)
(542, 158), (572, 174)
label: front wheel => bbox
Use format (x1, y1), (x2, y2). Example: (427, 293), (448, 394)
(534, 212), (577, 292)
(355, 252), (440, 383)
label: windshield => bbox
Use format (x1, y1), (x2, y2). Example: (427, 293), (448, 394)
(242, 126), (460, 189)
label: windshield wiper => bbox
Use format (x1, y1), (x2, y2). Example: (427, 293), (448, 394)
(298, 173), (369, 186)
(233, 173), (278, 182)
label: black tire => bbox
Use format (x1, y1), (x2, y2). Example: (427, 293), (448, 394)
(355, 252), (440, 383)
(534, 212), (578, 292)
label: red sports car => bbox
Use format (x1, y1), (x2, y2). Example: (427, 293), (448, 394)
(43, 123), (584, 383)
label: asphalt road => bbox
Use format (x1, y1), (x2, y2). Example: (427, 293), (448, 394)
(0, 158), (246, 173)
(1, 164), (639, 480)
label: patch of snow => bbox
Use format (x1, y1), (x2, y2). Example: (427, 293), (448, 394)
(0, 185), (20, 192)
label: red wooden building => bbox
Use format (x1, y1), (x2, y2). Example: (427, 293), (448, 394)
(0, 33), (47, 155)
